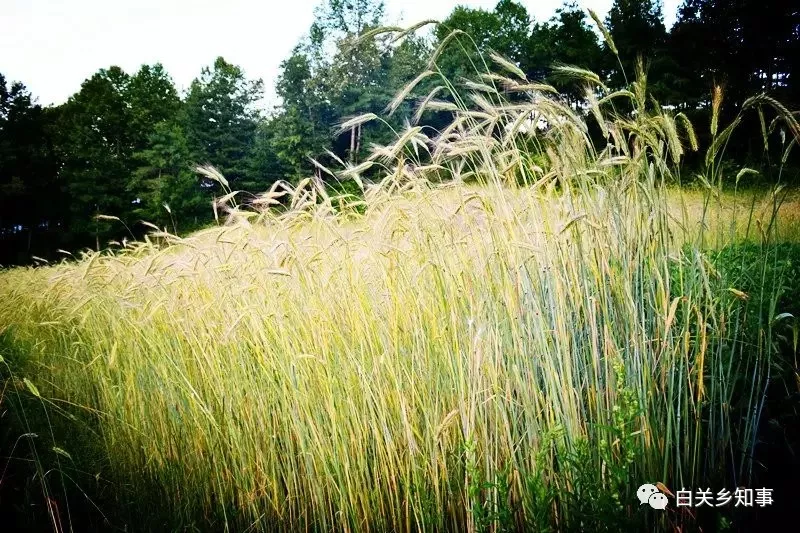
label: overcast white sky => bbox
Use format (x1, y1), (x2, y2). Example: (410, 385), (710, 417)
(2, 0), (680, 108)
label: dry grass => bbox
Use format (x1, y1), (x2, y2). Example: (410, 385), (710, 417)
(670, 187), (800, 245)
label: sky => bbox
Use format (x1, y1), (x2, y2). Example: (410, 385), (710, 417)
(2, 0), (680, 108)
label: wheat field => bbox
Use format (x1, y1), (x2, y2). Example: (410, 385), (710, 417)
(1, 44), (798, 531)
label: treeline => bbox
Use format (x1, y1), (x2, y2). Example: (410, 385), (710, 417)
(1, 0), (798, 264)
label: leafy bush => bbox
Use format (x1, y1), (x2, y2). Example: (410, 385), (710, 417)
(710, 243), (800, 322)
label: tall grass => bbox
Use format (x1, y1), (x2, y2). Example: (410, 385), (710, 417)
(1, 27), (797, 531)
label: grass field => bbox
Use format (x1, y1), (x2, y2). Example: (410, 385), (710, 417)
(1, 46), (799, 531)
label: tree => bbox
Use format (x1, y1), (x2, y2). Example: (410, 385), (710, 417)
(310, 0), (385, 47)
(53, 64), (188, 247)
(128, 120), (209, 230)
(260, 0), (432, 181)
(490, 0), (532, 65)
(53, 67), (136, 247)
(265, 0), (412, 173)
(127, 64), (184, 225)
(434, 4), (512, 80)
(183, 57), (263, 190)
(605, 0), (668, 88)
(0, 75), (61, 263)
(432, 1), (536, 89)
(254, 48), (338, 180)
(325, 33), (391, 161)
(671, 0), (800, 109)
(526, 2), (603, 106)
(550, 3), (602, 74)
(384, 35), (433, 129)
(310, 0), (394, 162)
(127, 64), (181, 152)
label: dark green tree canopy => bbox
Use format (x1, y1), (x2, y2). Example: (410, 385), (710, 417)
(605, 0), (668, 86)
(671, 0), (800, 108)
(183, 57), (263, 188)
(526, 2), (603, 104)
(0, 75), (61, 263)
(434, 1), (530, 79)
